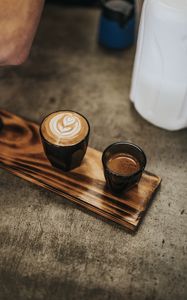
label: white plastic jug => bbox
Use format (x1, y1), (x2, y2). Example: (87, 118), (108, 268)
(130, 0), (187, 130)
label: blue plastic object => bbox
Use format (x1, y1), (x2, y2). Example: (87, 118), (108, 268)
(98, 0), (135, 50)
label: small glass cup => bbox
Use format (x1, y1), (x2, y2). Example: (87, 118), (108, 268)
(102, 142), (147, 194)
(0, 118), (3, 131)
(40, 111), (90, 172)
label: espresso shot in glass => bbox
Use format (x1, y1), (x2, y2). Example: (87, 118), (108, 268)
(40, 110), (90, 172)
(102, 142), (146, 193)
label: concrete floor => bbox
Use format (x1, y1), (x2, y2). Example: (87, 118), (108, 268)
(0, 5), (187, 300)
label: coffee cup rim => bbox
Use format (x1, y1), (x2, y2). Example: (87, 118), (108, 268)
(102, 141), (147, 178)
(39, 109), (90, 148)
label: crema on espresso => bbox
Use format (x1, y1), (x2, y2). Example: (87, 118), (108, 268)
(41, 111), (89, 146)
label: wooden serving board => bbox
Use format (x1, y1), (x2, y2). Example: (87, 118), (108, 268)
(0, 110), (161, 231)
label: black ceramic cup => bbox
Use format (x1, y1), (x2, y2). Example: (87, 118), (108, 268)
(102, 142), (147, 194)
(40, 111), (90, 172)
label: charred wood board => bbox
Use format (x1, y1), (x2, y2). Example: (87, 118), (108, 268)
(0, 110), (161, 231)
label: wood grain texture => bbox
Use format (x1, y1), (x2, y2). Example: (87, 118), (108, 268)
(0, 110), (161, 231)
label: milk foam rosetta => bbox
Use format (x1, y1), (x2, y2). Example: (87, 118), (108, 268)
(41, 111), (89, 146)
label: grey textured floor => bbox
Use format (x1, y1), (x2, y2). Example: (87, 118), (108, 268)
(0, 5), (187, 300)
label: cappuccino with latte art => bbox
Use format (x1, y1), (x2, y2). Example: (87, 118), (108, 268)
(41, 111), (89, 146)
(40, 110), (90, 171)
